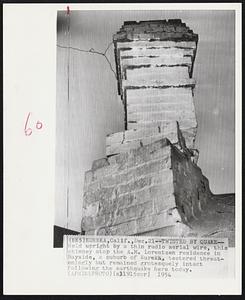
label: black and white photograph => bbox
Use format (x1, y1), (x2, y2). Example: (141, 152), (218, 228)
(3, 3), (241, 295)
(54, 10), (235, 246)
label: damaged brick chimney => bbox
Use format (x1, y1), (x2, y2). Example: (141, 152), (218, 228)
(81, 20), (235, 246)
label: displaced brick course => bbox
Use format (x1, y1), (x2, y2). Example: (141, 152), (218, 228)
(81, 20), (235, 246)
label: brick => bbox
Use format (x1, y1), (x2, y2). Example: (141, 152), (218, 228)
(126, 72), (191, 84)
(115, 163), (172, 196)
(106, 140), (141, 156)
(106, 122), (177, 145)
(106, 131), (179, 156)
(106, 131), (124, 145)
(128, 119), (197, 131)
(144, 131), (192, 148)
(132, 33), (153, 40)
(126, 86), (192, 100)
(121, 56), (192, 68)
(82, 202), (99, 217)
(136, 208), (182, 233)
(113, 201), (153, 225)
(92, 157), (109, 171)
(117, 192), (137, 209)
(118, 176), (152, 195)
(84, 186), (115, 205)
(114, 20), (198, 43)
(118, 141), (169, 168)
(126, 92), (193, 106)
(153, 193), (176, 213)
(131, 140), (171, 162)
(120, 47), (194, 58)
(81, 216), (94, 230)
(151, 169), (174, 186)
(138, 222), (192, 236)
(106, 131), (125, 145)
(126, 66), (190, 81)
(127, 101), (193, 114)
(132, 156), (172, 177)
(171, 146), (213, 224)
(127, 110), (195, 122)
(121, 19), (182, 28)
(83, 180), (101, 194)
(88, 163), (119, 182)
(117, 183), (173, 209)
(124, 122), (176, 139)
(122, 78), (196, 90)
(110, 183), (175, 214)
(106, 136), (169, 156)
(81, 214), (107, 231)
(116, 40), (196, 49)
(182, 128), (197, 148)
(85, 145), (172, 194)
(113, 32), (126, 41)
(105, 154), (171, 187)
(96, 219), (138, 236)
(109, 139), (171, 169)
(92, 174), (121, 188)
(96, 198), (117, 216)
(84, 170), (94, 187)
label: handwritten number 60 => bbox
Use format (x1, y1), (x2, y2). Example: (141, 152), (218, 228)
(24, 112), (43, 136)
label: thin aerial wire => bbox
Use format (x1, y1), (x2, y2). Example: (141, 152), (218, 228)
(57, 42), (117, 79)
